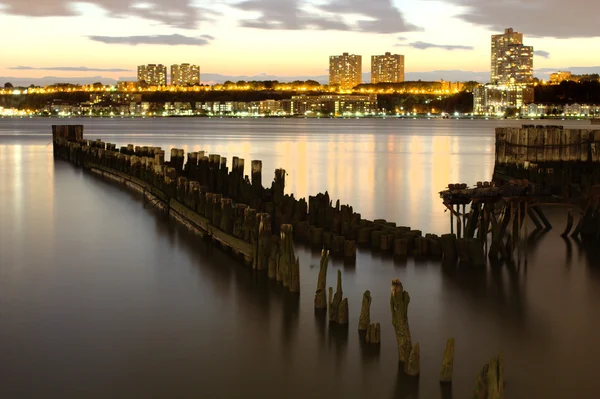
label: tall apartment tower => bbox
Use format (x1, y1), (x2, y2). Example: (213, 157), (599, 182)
(137, 64), (167, 86)
(371, 52), (405, 84)
(329, 53), (362, 90)
(171, 63), (200, 86)
(490, 28), (533, 84)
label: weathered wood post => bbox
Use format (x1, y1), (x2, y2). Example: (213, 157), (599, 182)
(254, 213), (271, 271)
(358, 290), (372, 332)
(391, 279), (412, 363)
(472, 354), (504, 399)
(279, 224), (296, 289)
(329, 270), (344, 323)
(405, 343), (420, 377)
(251, 160), (262, 201)
(440, 337), (455, 384)
(338, 298), (349, 325)
(365, 323), (381, 344)
(315, 250), (329, 310)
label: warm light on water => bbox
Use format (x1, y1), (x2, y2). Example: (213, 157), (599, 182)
(1, 118), (599, 399)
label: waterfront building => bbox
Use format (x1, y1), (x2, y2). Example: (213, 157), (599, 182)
(329, 53), (362, 90)
(371, 52), (404, 84)
(117, 81), (137, 91)
(491, 28), (533, 85)
(473, 84), (534, 115)
(171, 64), (200, 86)
(137, 64), (167, 86)
(290, 94), (377, 116)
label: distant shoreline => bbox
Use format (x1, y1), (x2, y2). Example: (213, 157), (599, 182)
(0, 115), (596, 121)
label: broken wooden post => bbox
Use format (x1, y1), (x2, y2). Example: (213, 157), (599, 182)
(365, 322), (381, 344)
(329, 270), (343, 323)
(358, 290), (372, 332)
(254, 213), (271, 271)
(440, 337), (455, 384)
(473, 354), (504, 399)
(314, 250), (329, 310)
(251, 160), (262, 200)
(268, 241), (279, 280)
(290, 256), (300, 294)
(487, 355), (505, 399)
(338, 298), (349, 324)
(404, 343), (420, 377)
(279, 224), (296, 289)
(390, 279), (412, 363)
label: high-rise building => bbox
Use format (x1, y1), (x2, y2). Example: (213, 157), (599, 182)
(171, 63), (200, 86)
(329, 53), (362, 90)
(137, 64), (167, 86)
(490, 28), (533, 84)
(371, 52), (404, 84)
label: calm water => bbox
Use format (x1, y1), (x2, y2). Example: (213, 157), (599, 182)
(1, 118), (599, 399)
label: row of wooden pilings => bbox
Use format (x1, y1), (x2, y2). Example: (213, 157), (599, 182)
(53, 127), (504, 397)
(54, 133), (486, 269)
(315, 249), (504, 396)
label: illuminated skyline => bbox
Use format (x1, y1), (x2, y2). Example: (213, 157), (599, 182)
(0, 0), (599, 84)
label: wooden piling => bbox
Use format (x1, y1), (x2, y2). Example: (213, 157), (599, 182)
(365, 322), (381, 344)
(315, 250), (329, 310)
(404, 343), (420, 377)
(440, 337), (455, 384)
(390, 279), (412, 363)
(329, 270), (344, 323)
(358, 290), (372, 331)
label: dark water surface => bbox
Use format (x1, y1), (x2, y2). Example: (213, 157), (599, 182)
(1, 118), (599, 399)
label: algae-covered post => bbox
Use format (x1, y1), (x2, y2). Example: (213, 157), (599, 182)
(390, 279), (412, 363)
(329, 270), (345, 323)
(440, 337), (455, 384)
(314, 250), (329, 310)
(358, 290), (372, 332)
(473, 354), (504, 399)
(365, 322), (381, 344)
(404, 343), (420, 377)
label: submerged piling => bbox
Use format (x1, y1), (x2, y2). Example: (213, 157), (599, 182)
(315, 250), (329, 310)
(390, 279), (412, 363)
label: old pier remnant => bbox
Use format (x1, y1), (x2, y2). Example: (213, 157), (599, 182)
(358, 290), (372, 332)
(314, 250), (329, 310)
(390, 279), (412, 363)
(473, 354), (505, 399)
(329, 270), (348, 324)
(440, 337), (455, 384)
(404, 343), (420, 377)
(365, 323), (381, 344)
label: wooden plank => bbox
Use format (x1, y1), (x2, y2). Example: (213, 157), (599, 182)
(565, 129), (581, 162)
(527, 127), (538, 162)
(517, 127), (528, 163)
(88, 162), (253, 258)
(171, 199), (253, 257)
(495, 127), (507, 164)
(581, 130), (591, 162)
(545, 126), (560, 162)
(505, 127), (517, 164)
(535, 126), (546, 163)
(593, 131), (600, 162)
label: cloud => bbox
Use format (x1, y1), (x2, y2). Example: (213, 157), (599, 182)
(431, 0), (600, 38)
(88, 34), (213, 46)
(534, 50), (550, 59)
(8, 66), (131, 72)
(233, 0), (420, 33)
(0, 0), (219, 30)
(400, 41), (474, 51)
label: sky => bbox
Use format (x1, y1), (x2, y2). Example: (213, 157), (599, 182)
(1, 0), (599, 84)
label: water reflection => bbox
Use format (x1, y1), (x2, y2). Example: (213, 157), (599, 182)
(2, 118), (600, 399)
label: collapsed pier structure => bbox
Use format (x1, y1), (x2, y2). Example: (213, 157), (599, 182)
(439, 125), (600, 265)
